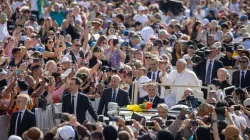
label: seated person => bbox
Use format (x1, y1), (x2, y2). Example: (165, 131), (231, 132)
(177, 88), (198, 108)
(138, 83), (165, 108)
(151, 103), (177, 122)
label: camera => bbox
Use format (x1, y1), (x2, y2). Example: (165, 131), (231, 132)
(113, 39), (119, 46)
(234, 105), (240, 111)
(131, 112), (144, 122)
(54, 113), (70, 121)
(146, 121), (154, 127)
(192, 46), (211, 64)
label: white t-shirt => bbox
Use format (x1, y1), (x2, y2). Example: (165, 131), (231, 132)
(182, 54), (193, 68)
(79, 1), (91, 8)
(30, 0), (38, 11)
(133, 14), (148, 25)
(74, 15), (83, 24)
(12, 1), (25, 11)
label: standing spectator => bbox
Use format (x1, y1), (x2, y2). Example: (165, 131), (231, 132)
(133, 6), (148, 26)
(0, 13), (10, 42)
(9, 94), (36, 137)
(98, 75), (131, 116)
(232, 56), (250, 89)
(62, 77), (98, 124)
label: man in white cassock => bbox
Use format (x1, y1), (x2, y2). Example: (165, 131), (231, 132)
(162, 59), (201, 108)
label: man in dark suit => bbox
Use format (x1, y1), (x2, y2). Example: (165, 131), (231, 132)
(232, 56), (250, 90)
(9, 94), (36, 137)
(147, 57), (162, 97)
(193, 46), (223, 98)
(62, 77), (98, 124)
(138, 83), (165, 108)
(98, 75), (131, 116)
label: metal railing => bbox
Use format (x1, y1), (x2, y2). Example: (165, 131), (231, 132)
(131, 81), (210, 104)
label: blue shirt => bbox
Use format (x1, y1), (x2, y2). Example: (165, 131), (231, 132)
(50, 11), (65, 27)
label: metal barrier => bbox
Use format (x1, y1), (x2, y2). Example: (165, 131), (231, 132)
(0, 115), (10, 139)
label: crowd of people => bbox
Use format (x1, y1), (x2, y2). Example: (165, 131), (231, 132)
(0, 0), (250, 140)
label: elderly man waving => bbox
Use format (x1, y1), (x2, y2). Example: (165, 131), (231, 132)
(162, 59), (200, 108)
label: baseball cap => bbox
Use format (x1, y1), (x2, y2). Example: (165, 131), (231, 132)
(243, 98), (250, 110)
(240, 15), (248, 21)
(154, 39), (163, 46)
(138, 6), (145, 11)
(139, 76), (152, 84)
(57, 126), (75, 140)
(29, 15), (37, 21)
(226, 47), (234, 53)
(239, 28), (247, 35)
(108, 35), (117, 42)
(202, 18), (209, 26)
(0, 68), (7, 75)
(0, 13), (8, 22)
(8, 135), (22, 140)
(236, 45), (245, 51)
(222, 125), (240, 138)
(61, 57), (71, 64)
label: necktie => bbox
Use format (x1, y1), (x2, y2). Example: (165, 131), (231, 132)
(241, 71), (245, 88)
(17, 112), (22, 130)
(71, 96), (75, 114)
(152, 73), (156, 80)
(205, 61), (212, 84)
(112, 90), (116, 102)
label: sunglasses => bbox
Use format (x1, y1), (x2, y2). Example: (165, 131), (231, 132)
(239, 61), (247, 63)
(145, 57), (151, 59)
(102, 41), (107, 44)
(48, 34), (54, 36)
(74, 44), (81, 47)
(48, 41), (54, 44)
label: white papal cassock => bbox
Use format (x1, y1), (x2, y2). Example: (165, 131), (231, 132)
(162, 68), (201, 108)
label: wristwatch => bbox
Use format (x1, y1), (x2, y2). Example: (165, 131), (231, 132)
(211, 120), (217, 124)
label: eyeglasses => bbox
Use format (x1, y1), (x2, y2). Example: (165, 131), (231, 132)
(145, 57), (151, 59)
(102, 41), (107, 44)
(239, 61), (247, 63)
(48, 33), (54, 36)
(48, 41), (54, 44)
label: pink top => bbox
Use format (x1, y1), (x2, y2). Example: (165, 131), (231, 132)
(51, 86), (65, 103)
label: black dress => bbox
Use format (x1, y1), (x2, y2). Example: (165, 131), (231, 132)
(44, 46), (57, 63)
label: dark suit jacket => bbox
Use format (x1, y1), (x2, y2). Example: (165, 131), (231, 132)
(62, 93), (98, 124)
(232, 69), (250, 89)
(97, 88), (131, 116)
(147, 70), (161, 82)
(194, 59), (224, 85)
(138, 95), (165, 108)
(9, 109), (36, 137)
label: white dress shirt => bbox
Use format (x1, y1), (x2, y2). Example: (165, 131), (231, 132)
(112, 87), (119, 101)
(0, 23), (10, 42)
(150, 70), (162, 80)
(71, 92), (78, 116)
(240, 69), (247, 87)
(15, 109), (26, 135)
